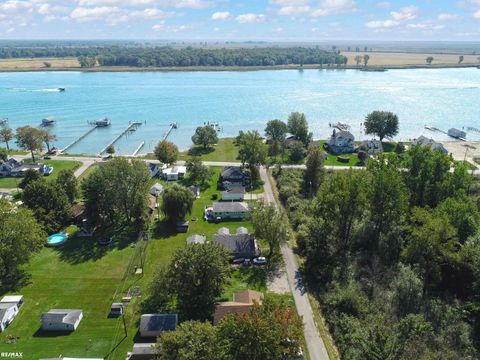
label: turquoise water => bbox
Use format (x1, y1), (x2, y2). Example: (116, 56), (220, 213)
(0, 68), (479, 155)
(47, 233), (67, 246)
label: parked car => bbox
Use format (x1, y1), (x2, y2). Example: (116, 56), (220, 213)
(98, 236), (113, 246)
(253, 257), (267, 265)
(243, 259), (252, 266)
(232, 258), (245, 265)
(43, 155), (51, 160)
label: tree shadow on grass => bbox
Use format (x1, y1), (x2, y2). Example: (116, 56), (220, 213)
(187, 146), (215, 157)
(239, 266), (267, 290)
(151, 219), (177, 240)
(56, 227), (138, 265)
(33, 329), (74, 338)
(0, 271), (32, 295)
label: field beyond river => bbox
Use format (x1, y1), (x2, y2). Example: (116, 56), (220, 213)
(0, 67), (479, 155)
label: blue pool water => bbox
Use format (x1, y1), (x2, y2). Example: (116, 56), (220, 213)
(47, 233), (67, 246)
(0, 68), (479, 155)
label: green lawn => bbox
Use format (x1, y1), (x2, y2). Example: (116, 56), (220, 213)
(0, 159), (81, 189)
(178, 138), (239, 162)
(0, 166), (264, 360)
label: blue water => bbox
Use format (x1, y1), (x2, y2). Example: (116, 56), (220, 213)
(0, 68), (479, 155)
(47, 233), (67, 246)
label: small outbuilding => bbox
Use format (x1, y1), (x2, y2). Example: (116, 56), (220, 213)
(127, 343), (158, 360)
(110, 303), (124, 316)
(187, 234), (206, 245)
(41, 309), (83, 331)
(213, 290), (263, 325)
(139, 313), (178, 338)
(149, 183), (164, 197)
(0, 295), (23, 332)
(188, 185), (200, 199)
(176, 220), (189, 233)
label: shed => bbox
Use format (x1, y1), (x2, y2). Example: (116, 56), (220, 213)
(188, 185), (200, 199)
(0, 303), (19, 332)
(236, 227), (248, 235)
(176, 220), (189, 233)
(139, 313), (178, 338)
(110, 303), (124, 316)
(213, 290), (263, 325)
(149, 183), (164, 197)
(127, 343), (157, 360)
(187, 234), (206, 245)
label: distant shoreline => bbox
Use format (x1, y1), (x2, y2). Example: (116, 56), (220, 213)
(0, 63), (479, 73)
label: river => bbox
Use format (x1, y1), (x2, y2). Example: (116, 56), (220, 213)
(0, 68), (479, 155)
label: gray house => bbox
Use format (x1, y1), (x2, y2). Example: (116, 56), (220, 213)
(0, 159), (49, 178)
(221, 183), (245, 201)
(414, 136), (448, 154)
(220, 166), (249, 187)
(41, 309), (83, 331)
(213, 228), (260, 259)
(359, 139), (383, 155)
(139, 313), (178, 338)
(206, 202), (250, 221)
(327, 129), (355, 154)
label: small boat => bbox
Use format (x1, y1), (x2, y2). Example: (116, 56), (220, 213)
(171, 122), (178, 129)
(58, 88), (66, 92)
(42, 117), (55, 126)
(43, 166), (54, 176)
(95, 117), (111, 127)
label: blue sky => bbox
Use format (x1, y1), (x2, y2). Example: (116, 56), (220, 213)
(0, 0), (479, 40)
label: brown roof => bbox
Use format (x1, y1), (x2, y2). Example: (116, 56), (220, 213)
(233, 290), (263, 304)
(70, 204), (85, 219)
(213, 290), (263, 325)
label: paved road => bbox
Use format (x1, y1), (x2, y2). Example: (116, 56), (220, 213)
(259, 166), (329, 360)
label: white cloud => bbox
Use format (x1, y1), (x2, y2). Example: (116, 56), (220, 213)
(78, 0), (210, 8)
(278, 5), (310, 15)
(166, 24), (192, 32)
(152, 21), (165, 31)
(438, 13), (459, 21)
(211, 11), (231, 20)
(474, 9), (480, 19)
(70, 6), (125, 24)
(406, 22), (444, 30)
(0, 0), (33, 13)
(130, 8), (175, 20)
(365, 19), (398, 28)
(377, 2), (390, 8)
(235, 13), (266, 24)
(390, 6), (418, 21)
(6, 27), (15, 33)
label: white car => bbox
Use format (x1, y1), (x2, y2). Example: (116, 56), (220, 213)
(253, 257), (267, 265)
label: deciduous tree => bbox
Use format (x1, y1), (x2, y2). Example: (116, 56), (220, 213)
(252, 203), (289, 256)
(186, 156), (213, 187)
(265, 119), (287, 156)
(192, 126), (218, 149)
(161, 184), (195, 224)
(364, 111), (399, 142)
(0, 125), (14, 150)
(287, 112), (310, 146)
(56, 169), (78, 203)
(237, 130), (267, 182)
(15, 126), (44, 163)
(154, 140), (178, 166)
(304, 146), (325, 196)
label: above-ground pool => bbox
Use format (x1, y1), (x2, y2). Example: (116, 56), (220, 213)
(47, 233), (67, 246)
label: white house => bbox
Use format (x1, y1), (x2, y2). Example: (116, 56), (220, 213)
(0, 295), (23, 332)
(205, 202), (251, 221)
(41, 309), (83, 331)
(162, 166), (186, 181)
(327, 129), (355, 154)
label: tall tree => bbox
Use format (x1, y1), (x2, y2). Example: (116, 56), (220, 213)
(304, 146), (325, 197)
(252, 203), (289, 256)
(168, 242), (230, 321)
(15, 126), (44, 162)
(56, 169), (78, 203)
(157, 321), (219, 360)
(154, 140), (178, 166)
(23, 180), (70, 233)
(0, 125), (14, 150)
(237, 130), (267, 182)
(287, 112), (310, 146)
(426, 56), (434, 65)
(41, 130), (56, 153)
(355, 55), (363, 66)
(0, 200), (46, 284)
(81, 157), (150, 230)
(192, 126), (218, 149)
(18, 168), (42, 189)
(364, 111), (399, 142)
(186, 156), (212, 187)
(161, 184), (195, 224)
(0, 147), (7, 162)
(265, 119), (287, 156)
(363, 54), (370, 67)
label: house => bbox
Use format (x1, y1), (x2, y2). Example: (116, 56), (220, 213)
(139, 313), (178, 338)
(221, 183), (245, 201)
(147, 162), (160, 178)
(0, 295), (23, 332)
(327, 129), (355, 154)
(188, 185), (200, 199)
(162, 166), (186, 181)
(176, 220), (189, 233)
(359, 139), (383, 155)
(205, 202), (251, 221)
(149, 183), (164, 197)
(414, 136), (448, 154)
(213, 228), (260, 259)
(127, 343), (157, 360)
(110, 303), (124, 316)
(213, 290), (263, 325)
(0, 158), (20, 177)
(41, 309), (83, 331)
(187, 234), (206, 245)
(220, 166), (249, 186)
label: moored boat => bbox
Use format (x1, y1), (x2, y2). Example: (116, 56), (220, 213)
(95, 117), (111, 127)
(42, 117), (55, 126)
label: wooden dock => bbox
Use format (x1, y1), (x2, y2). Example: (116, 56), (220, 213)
(98, 121), (142, 156)
(131, 141), (145, 157)
(59, 125), (97, 154)
(162, 122), (177, 141)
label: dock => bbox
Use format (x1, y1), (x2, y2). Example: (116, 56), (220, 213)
(98, 121), (142, 156)
(467, 127), (480, 134)
(162, 122), (177, 141)
(131, 141), (145, 157)
(59, 125), (97, 154)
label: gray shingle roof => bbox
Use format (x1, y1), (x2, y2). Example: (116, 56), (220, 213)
(212, 202), (250, 213)
(41, 309), (83, 325)
(213, 233), (257, 257)
(221, 166), (247, 181)
(140, 314), (177, 333)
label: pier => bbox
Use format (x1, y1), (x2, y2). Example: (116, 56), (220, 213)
(162, 122), (177, 141)
(131, 141), (145, 157)
(467, 127), (480, 134)
(59, 125), (98, 154)
(98, 121), (142, 156)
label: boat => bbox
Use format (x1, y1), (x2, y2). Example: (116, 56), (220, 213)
(58, 88), (66, 92)
(42, 117), (55, 126)
(448, 128), (467, 140)
(95, 117), (111, 127)
(171, 122), (178, 129)
(43, 166), (54, 176)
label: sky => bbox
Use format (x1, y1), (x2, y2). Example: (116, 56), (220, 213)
(0, 0), (479, 40)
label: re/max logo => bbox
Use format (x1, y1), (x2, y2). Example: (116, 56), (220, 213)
(0, 353), (23, 358)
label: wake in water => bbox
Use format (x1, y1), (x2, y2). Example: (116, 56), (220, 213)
(8, 88), (63, 93)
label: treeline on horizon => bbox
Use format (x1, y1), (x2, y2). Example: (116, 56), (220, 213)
(0, 46), (345, 67)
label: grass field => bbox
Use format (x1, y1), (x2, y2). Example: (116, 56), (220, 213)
(178, 138), (239, 162)
(0, 159), (81, 189)
(0, 167), (267, 360)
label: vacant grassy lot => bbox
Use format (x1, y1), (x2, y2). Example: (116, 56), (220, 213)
(0, 159), (81, 189)
(0, 57), (79, 70)
(178, 138), (239, 162)
(0, 166), (265, 360)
